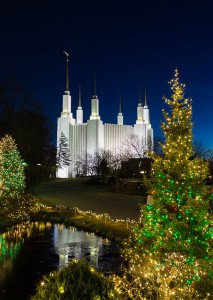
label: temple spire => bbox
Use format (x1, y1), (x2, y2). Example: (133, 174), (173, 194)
(119, 96), (122, 113)
(90, 71), (100, 120)
(76, 83), (83, 124)
(138, 85), (142, 105)
(117, 95), (123, 125)
(63, 51), (69, 94)
(144, 85), (147, 106)
(78, 84), (82, 107)
(93, 71), (97, 97)
(143, 85), (150, 124)
(136, 85), (143, 124)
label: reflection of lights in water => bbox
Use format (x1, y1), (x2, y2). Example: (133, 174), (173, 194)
(0, 222), (53, 283)
(103, 238), (110, 245)
(90, 246), (98, 257)
(53, 224), (114, 270)
(59, 253), (69, 268)
(89, 245), (99, 268)
(0, 222), (122, 290)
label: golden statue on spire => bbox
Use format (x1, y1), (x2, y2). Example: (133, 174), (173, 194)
(63, 51), (69, 61)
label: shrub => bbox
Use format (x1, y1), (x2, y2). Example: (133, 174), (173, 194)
(31, 259), (121, 300)
(0, 193), (39, 220)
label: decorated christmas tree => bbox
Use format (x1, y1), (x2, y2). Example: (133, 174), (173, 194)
(0, 134), (26, 198)
(115, 70), (213, 299)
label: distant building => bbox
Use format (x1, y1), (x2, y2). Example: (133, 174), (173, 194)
(57, 56), (153, 178)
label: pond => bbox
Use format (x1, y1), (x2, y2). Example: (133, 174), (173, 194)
(0, 222), (122, 300)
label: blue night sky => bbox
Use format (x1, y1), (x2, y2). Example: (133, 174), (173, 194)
(0, 0), (213, 147)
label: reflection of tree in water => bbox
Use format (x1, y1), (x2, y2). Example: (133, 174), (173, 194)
(0, 235), (21, 283)
(0, 222), (122, 299)
(0, 222), (54, 300)
(0, 222), (52, 281)
(53, 224), (122, 275)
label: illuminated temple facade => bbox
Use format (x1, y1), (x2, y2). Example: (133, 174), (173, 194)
(57, 58), (153, 178)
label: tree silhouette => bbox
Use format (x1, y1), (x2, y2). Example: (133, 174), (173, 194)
(0, 76), (54, 180)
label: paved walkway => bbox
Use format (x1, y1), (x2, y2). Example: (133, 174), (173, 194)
(33, 178), (144, 220)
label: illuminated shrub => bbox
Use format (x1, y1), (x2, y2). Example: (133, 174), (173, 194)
(31, 260), (121, 300)
(0, 134), (26, 198)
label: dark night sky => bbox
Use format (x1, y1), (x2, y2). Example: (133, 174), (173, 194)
(0, 0), (213, 147)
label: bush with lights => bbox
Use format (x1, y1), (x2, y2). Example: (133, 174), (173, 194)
(0, 134), (39, 219)
(31, 259), (121, 300)
(0, 134), (26, 197)
(114, 69), (213, 299)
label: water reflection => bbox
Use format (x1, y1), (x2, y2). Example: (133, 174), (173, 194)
(0, 222), (52, 288)
(52, 224), (121, 274)
(0, 222), (122, 299)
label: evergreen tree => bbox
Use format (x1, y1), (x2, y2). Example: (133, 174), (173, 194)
(115, 70), (213, 299)
(57, 132), (71, 169)
(0, 134), (26, 198)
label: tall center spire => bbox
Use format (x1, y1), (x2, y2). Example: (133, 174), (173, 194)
(76, 83), (83, 124)
(144, 85), (147, 106)
(117, 95), (123, 125)
(90, 71), (100, 120)
(138, 84), (142, 106)
(136, 85), (144, 124)
(78, 84), (82, 107)
(63, 51), (70, 94)
(119, 95), (122, 113)
(93, 71), (98, 99)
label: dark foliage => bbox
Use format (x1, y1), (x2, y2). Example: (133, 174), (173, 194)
(0, 77), (56, 181)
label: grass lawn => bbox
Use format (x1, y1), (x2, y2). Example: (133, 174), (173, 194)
(1, 178), (143, 242)
(32, 208), (132, 243)
(0, 203), (132, 244)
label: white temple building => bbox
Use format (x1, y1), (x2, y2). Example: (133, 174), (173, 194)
(57, 55), (153, 178)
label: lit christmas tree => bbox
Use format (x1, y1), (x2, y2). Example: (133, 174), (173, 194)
(114, 70), (213, 299)
(0, 134), (26, 198)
